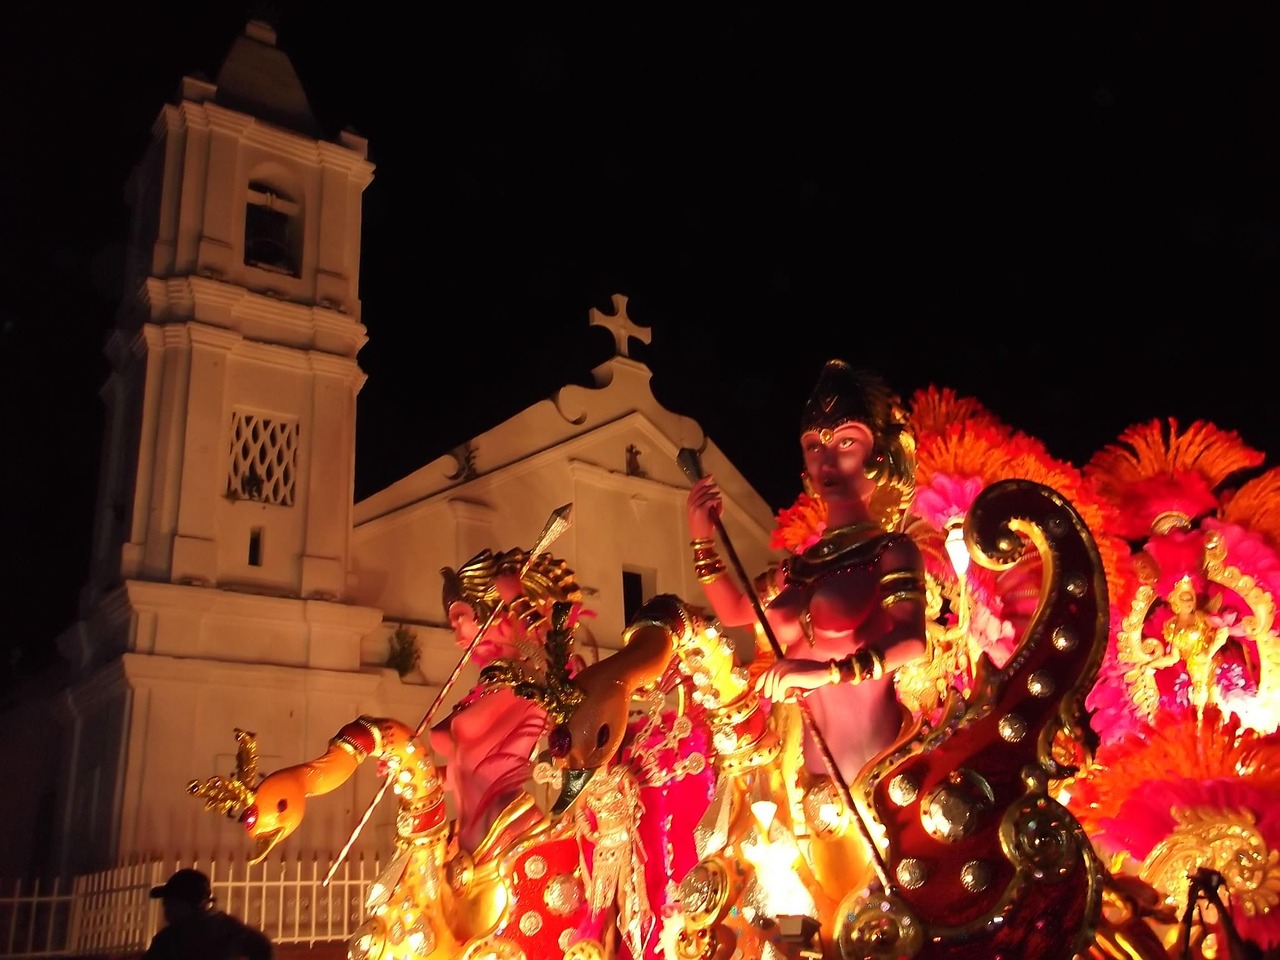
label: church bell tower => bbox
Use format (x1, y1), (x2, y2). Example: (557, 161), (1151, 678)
(88, 19), (374, 613)
(56, 19), (384, 874)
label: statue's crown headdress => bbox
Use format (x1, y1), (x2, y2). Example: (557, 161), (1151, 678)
(441, 548), (582, 624)
(800, 359), (900, 439)
(800, 359), (917, 532)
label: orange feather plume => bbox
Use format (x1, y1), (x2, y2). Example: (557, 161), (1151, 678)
(1086, 419), (1265, 500)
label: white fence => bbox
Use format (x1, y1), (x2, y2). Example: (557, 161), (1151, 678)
(0, 852), (380, 958)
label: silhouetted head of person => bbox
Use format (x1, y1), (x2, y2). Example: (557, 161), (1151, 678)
(149, 868), (212, 925)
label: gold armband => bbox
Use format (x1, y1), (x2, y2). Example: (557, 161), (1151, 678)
(623, 594), (694, 646)
(330, 715), (382, 761)
(879, 569), (926, 609)
(858, 646), (885, 681)
(692, 538), (726, 584)
(830, 647), (886, 684)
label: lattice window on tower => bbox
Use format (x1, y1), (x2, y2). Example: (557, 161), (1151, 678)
(227, 411), (299, 506)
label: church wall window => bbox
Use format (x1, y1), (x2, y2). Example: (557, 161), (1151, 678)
(622, 568), (653, 626)
(248, 527), (264, 567)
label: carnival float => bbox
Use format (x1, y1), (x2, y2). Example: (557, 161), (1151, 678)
(186, 367), (1280, 960)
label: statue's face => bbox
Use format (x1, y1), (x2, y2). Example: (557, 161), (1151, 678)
(1170, 582), (1197, 614)
(447, 600), (480, 647)
(447, 599), (515, 665)
(801, 421), (876, 506)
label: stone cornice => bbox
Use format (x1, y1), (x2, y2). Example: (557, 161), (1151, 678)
(567, 457), (774, 544)
(307, 349), (367, 387)
(75, 583), (143, 657)
(136, 318), (366, 385)
(448, 498), (496, 525)
(317, 139), (375, 184)
(202, 103), (322, 166)
(141, 276), (368, 358)
(355, 412), (667, 529)
(159, 101), (209, 139)
(63, 658), (132, 716)
(312, 308), (369, 356)
(103, 325), (156, 372)
(565, 457), (686, 498)
(183, 321), (242, 351)
(122, 579), (383, 632)
(159, 101), (373, 177)
(119, 651), (385, 694)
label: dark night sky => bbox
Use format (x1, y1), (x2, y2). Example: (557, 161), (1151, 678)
(4, 3), (1280, 678)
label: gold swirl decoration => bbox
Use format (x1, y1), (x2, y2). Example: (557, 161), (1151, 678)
(1203, 532), (1279, 729)
(842, 479), (1109, 959)
(1139, 805), (1280, 922)
(1116, 583), (1164, 722)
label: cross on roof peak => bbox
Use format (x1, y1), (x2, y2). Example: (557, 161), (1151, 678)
(589, 294), (651, 359)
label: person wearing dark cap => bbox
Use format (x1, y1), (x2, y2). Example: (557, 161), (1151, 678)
(144, 868), (272, 960)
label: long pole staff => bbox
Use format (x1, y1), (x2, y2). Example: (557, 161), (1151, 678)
(677, 449), (893, 891)
(323, 503), (574, 886)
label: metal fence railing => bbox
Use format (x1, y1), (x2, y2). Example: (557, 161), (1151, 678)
(0, 875), (73, 959)
(0, 852), (378, 958)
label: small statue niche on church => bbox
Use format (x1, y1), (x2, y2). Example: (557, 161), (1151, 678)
(625, 444), (646, 478)
(449, 442), (479, 482)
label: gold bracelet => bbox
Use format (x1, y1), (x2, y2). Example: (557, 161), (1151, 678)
(830, 648), (887, 685)
(854, 647), (886, 681)
(695, 557), (726, 584)
(827, 659), (842, 685)
(692, 538), (725, 584)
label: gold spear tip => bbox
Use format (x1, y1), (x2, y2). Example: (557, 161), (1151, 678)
(532, 503), (574, 555)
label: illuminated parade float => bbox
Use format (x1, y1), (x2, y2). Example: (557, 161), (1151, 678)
(13, 18), (1276, 960)
(187, 376), (1280, 959)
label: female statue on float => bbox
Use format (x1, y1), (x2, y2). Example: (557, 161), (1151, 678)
(685, 358), (929, 900)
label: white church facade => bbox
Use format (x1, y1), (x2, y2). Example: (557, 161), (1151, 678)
(0, 20), (777, 883)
